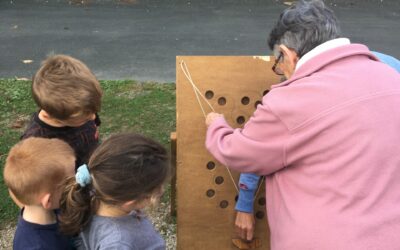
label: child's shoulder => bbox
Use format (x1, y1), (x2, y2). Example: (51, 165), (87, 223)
(21, 112), (58, 139)
(14, 212), (71, 250)
(80, 216), (125, 249)
(81, 214), (164, 249)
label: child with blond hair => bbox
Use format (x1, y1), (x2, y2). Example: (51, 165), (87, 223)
(10, 55), (103, 209)
(59, 133), (169, 250)
(3, 138), (76, 250)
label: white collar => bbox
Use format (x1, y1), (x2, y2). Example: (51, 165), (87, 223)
(295, 38), (351, 71)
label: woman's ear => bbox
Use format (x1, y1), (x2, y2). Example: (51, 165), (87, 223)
(279, 44), (299, 67)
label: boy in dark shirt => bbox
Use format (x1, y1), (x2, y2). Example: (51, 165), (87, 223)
(21, 111), (101, 168)
(3, 138), (76, 250)
(21, 54), (103, 168)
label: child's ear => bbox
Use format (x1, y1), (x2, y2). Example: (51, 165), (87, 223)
(40, 193), (52, 210)
(121, 200), (136, 211)
(39, 110), (51, 119)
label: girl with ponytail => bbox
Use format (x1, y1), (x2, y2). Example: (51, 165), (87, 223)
(59, 133), (169, 249)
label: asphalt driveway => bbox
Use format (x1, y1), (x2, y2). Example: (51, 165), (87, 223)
(0, 0), (399, 81)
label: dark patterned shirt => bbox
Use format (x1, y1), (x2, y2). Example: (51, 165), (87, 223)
(21, 112), (100, 170)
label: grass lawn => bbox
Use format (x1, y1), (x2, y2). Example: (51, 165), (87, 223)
(0, 79), (176, 226)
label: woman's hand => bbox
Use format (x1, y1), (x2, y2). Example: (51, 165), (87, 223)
(235, 211), (255, 241)
(205, 112), (223, 127)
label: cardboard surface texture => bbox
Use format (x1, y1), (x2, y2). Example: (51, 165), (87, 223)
(176, 56), (280, 250)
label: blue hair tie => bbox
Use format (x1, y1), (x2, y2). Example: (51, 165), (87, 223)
(75, 164), (92, 187)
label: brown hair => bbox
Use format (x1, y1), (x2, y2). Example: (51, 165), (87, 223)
(32, 54), (103, 120)
(59, 133), (170, 235)
(3, 138), (75, 205)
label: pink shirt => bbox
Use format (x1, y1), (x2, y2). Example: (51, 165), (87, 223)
(206, 43), (400, 250)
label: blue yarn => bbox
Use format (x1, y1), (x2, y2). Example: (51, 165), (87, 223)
(75, 164), (92, 187)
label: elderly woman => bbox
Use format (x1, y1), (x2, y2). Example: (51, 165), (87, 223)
(205, 0), (400, 249)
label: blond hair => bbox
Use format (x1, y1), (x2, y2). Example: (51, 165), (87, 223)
(32, 55), (103, 120)
(3, 138), (76, 205)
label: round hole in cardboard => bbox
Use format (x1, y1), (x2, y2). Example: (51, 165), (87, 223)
(220, 200), (229, 208)
(206, 189), (215, 198)
(207, 161), (215, 170)
(237, 116), (245, 124)
(256, 211), (265, 219)
(215, 176), (224, 185)
(218, 97), (226, 105)
(241, 96), (250, 105)
(205, 90), (214, 99)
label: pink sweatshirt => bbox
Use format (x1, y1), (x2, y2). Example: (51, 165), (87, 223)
(206, 44), (400, 250)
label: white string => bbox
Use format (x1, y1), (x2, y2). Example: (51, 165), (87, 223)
(180, 61), (215, 117)
(179, 60), (239, 193)
(253, 176), (265, 201)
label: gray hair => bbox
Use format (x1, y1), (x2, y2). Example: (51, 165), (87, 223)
(268, 0), (341, 58)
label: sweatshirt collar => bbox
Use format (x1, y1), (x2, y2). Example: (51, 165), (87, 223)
(295, 38), (351, 71)
(271, 43), (377, 89)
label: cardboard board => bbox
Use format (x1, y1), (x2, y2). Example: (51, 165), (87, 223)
(176, 56), (281, 250)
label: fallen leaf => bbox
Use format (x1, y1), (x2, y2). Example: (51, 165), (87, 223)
(10, 115), (30, 129)
(15, 77), (30, 81)
(22, 59), (33, 64)
(284, 1), (294, 6)
(10, 119), (24, 129)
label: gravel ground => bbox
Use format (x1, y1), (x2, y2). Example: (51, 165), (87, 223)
(147, 201), (177, 250)
(0, 223), (15, 250)
(0, 201), (176, 250)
